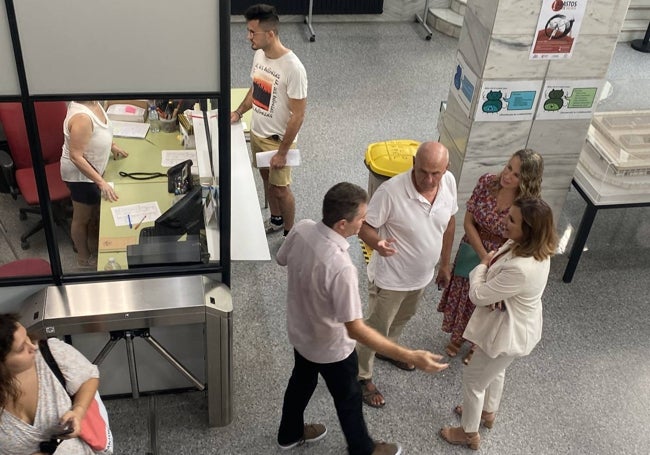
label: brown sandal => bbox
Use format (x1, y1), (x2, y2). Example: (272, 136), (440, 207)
(453, 404), (496, 429)
(440, 426), (480, 450)
(445, 340), (462, 357)
(359, 379), (385, 408)
(462, 347), (475, 365)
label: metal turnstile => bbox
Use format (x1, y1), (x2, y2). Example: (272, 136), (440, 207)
(20, 275), (233, 428)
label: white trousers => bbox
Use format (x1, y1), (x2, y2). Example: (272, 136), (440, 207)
(461, 347), (516, 432)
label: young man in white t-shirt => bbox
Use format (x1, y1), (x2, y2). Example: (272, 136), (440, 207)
(231, 4), (308, 237)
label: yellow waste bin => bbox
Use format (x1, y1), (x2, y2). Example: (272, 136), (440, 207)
(364, 139), (420, 198)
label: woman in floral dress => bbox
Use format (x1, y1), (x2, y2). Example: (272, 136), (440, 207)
(437, 149), (544, 364)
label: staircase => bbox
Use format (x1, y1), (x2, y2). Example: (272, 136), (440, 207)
(620, 0), (650, 42)
(428, 0), (465, 40)
(428, 0), (650, 43)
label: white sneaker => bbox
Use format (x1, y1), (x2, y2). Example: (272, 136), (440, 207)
(264, 218), (283, 234)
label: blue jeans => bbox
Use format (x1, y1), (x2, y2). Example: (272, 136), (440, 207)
(278, 349), (375, 455)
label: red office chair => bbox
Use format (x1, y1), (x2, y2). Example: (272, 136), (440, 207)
(0, 102), (70, 249)
(0, 258), (51, 277)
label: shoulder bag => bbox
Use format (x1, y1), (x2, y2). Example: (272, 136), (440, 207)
(39, 339), (114, 454)
(453, 242), (481, 278)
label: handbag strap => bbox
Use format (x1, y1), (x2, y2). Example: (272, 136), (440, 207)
(38, 340), (68, 455)
(38, 339), (67, 389)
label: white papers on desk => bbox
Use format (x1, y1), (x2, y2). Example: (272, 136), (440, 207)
(112, 121), (150, 139)
(111, 202), (161, 227)
(255, 149), (301, 168)
(161, 150), (198, 174)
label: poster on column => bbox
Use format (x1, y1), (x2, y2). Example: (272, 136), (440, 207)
(530, 0), (588, 60)
(536, 79), (604, 120)
(474, 80), (543, 122)
(449, 53), (479, 119)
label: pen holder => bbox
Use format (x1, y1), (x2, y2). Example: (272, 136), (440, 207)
(159, 116), (178, 133)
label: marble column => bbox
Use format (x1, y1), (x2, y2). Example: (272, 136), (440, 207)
(438, 0), (631, 244)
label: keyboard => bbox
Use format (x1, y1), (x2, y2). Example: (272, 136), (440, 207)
(138, 226), (158, 244)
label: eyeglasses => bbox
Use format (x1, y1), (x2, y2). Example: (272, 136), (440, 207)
(246, 29), (267, 37)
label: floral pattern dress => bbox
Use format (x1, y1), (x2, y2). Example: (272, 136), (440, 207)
(437, 173), (508, 344)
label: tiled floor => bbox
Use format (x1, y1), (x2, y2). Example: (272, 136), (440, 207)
(4, 20), (650, 454)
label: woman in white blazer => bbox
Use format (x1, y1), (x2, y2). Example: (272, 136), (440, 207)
(440, 197), (558, 450)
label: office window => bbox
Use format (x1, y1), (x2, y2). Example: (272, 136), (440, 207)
(0, 98), (222, 279)
(0, 101), (56, 279)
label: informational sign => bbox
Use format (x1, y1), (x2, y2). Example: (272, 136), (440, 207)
(530, 0), (588, 60)
(449, 53), (479, 118)
(474, 80), (543, 122)
(536, 79), (604, 119)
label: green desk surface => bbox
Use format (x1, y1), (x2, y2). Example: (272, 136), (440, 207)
(97, 181), (174, 271)
(231, 88), (251, 133)
(97, 89), (267, 270)
(105, 131), (184, 184)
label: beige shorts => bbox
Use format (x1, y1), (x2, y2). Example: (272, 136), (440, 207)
(250, 132), (295, 187)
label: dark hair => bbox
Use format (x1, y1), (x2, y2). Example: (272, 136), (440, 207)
(244, 4), (279, 31)
(494, 149), (544, 198)
(322, 182), (368, 228)
(511, 198), (558, 260)
(0, 313), (21, 413)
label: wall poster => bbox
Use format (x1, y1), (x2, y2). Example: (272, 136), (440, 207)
(474, 80), (543, 122)
(450, 52), (479, 119)
(530, 0), (588, 60)
(536, 79), (604, 120)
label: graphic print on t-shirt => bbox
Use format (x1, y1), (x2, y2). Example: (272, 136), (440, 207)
(253, 72), (274, 112)
(252, 57), (285, 120)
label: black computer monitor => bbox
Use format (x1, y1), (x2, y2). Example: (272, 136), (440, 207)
(141, 186), (204, 242)
(128, 186), (205, 267)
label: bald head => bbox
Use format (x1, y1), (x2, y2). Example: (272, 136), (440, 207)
(415, 141), (449, 168)
(412, 142), (449, 193)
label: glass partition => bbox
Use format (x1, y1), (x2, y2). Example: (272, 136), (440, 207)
(0, 101), (54, 281)
(0, 97), (223, 281)
(0, 0), (229, 290)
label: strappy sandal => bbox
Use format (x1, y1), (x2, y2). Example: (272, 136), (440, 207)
(453, 404), (496, 429)
(462, 347), (475, 365)
(77, 254), (97, 269)
(359, 379), (385, 408)
(440, 426), (480, 450)
(445, 340), (462, 357)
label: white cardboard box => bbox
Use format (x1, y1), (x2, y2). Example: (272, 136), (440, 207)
(106, 104), (146, 123)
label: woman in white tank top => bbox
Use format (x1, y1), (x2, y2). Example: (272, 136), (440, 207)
(60, 101), (128, 268)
